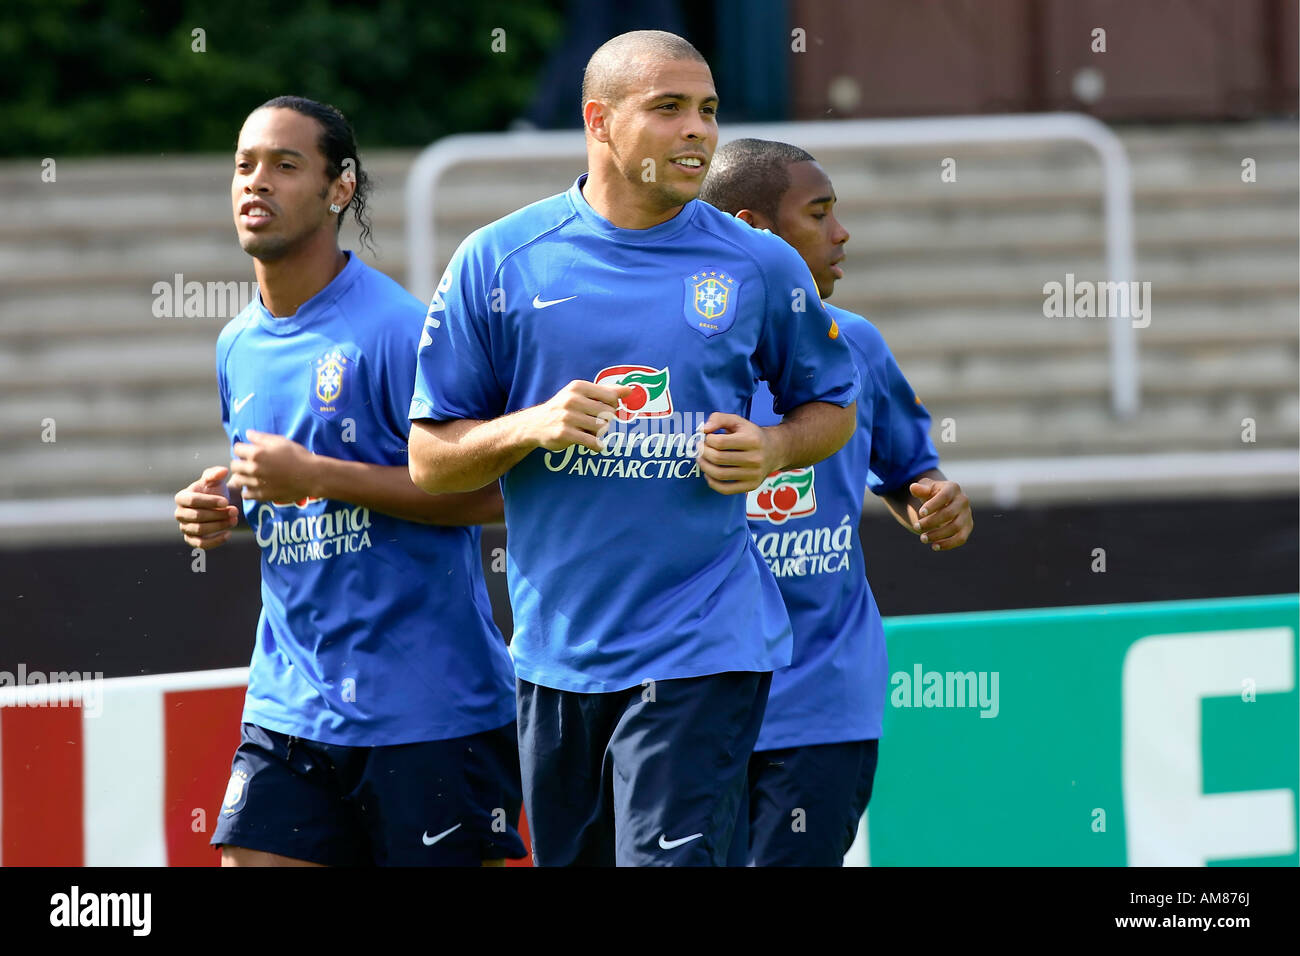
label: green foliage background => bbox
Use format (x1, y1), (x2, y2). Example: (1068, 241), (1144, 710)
(0, 0), (566, 158)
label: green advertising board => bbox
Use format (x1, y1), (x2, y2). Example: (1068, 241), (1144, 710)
(867, 594), (1299, 866)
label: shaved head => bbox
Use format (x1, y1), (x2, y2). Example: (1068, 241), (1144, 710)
(578, 30), (717, 229)
(699, 138), (817, 224)
(581, 30), (707, 114)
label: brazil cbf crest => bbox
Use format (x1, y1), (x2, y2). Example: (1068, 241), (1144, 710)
(222, 767), (250, 816)
(683, 268), (740, 338)
(312, 348), (350, 414)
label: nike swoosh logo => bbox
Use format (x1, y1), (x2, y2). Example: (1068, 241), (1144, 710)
(658, 832), (704, 850)
(422, 823), (462, 846)
(532, 294), (577, 309)
(232, 392), (254, 413)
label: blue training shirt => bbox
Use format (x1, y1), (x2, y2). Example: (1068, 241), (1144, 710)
(746, 302), (940, 749)
(410, 175), (861, 693)
(216, 252), (517, 746)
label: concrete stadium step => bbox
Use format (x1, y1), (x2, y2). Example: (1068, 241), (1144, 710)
(8, 211), (1294, 298)
(0, 123), (1294, 505)
(898, 346), (1296, 405)
(423, 181), (1296, 256)
(6, 124), (1290, 243)
(0, 337), (217, 392)
(0, 290), (233, 340)
(4, 119), (1287, 194)
(0, 153), (416, 233)
(0, 389), (219, 443)
(843, 204), (1297, 255)
(5, 208), (1292, 307)
(423, 192), (1297, 275)
(933, 399), (1299, 458)
(3, 244), (1293, 343)
(812, 182), (1295, 218)
(5, 147), (1291, 284)
(866, 300), (1299, 356)
(0, 234), (264, 284)
(845, 274), (1298, 311)
(838, 245), (1297, 299)
(0, 437), (231, 500)
(818, 155), (1297, 199)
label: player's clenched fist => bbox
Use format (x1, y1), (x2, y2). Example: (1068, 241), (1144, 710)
(174, 465), (240, 549)
(228, 429), (318, 502)
(697, 412), (777, 495)
(910, 477), (973, 551)
(521, 380), (633, 452)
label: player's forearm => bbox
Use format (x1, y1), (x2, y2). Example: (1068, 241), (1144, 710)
(765, 401), (857, 471)
(311, 456), (503, 526)
(409, 416), (537, 495)
(879, 467), (945, 534)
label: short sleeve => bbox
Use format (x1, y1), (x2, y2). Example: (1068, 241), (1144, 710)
(410, 235), (505, 423)
(215, 334), (233, 440)
(859, 331), (941, 495)
(378, 308), (422, 445)
(752, 242), (860, 415)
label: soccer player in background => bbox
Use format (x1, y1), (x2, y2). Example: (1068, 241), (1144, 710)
(700, 138), (974, 866)
(171, 96), (524, 867)
(408, 32), (860, 866)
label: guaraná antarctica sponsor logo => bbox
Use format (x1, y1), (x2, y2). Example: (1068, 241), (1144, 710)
(751, 514), (856, 579)
(746, 467), (817, 524)
(543, 364), (707, 479)
(747, 467), (853, 579)
(593, 364), (674, 423)
(252, 495), (372, 565)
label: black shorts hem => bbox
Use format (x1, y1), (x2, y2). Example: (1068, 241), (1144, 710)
(209, 830), (353, 867)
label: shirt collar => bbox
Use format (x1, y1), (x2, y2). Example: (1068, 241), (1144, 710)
(255, 250), (362, 335)
(567, 174), (698, 244)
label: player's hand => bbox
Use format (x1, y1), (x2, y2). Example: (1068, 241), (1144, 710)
(174, 465), (239, 549)
(228, 430), (318, 502)
(911, 477), (973, 551)
(521, 380), (633, 452)
(697, 412), (777, 494)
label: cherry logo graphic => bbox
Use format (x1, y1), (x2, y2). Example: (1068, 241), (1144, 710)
(593, 365), (673, 422)
(622, 385), (648, 411)
(747, 468), (816, 524)
(270, 496), (322, 508)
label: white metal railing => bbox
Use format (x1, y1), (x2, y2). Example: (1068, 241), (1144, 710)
(405, 114), (1139, 417)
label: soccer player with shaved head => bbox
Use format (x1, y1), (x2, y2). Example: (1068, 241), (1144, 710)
(700, 138), (974, 866)
(173, 96), (524, 867)
(409, 32), (861, 866)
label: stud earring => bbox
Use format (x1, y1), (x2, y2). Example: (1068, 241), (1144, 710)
(329, 203), (342, 214)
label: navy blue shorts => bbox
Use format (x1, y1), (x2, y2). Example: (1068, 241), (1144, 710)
(732, 738), (879, 866)
(517, 671), (772, 867)
(211, 720), (526, 866)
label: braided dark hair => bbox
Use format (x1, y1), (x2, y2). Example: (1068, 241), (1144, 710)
(256, 95), (375, 254)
